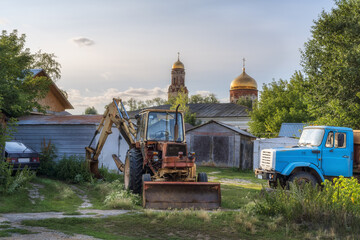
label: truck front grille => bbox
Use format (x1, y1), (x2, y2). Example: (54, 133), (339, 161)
(166, 144), (187, 157)
(260, 150), (275, 170)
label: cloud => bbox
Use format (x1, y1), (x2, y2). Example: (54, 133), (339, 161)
(67, 87), (168, 114)
(72, 37), (95, 47)
(0, 18), (9, 25)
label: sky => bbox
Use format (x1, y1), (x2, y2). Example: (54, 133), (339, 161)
(1, 0), (335, 114)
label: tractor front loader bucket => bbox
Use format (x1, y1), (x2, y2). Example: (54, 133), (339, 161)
(143, 182), (221, 209)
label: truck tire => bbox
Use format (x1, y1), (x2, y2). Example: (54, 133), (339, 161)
(289, 171), (317, 187)
(124, 148), (143, 194)
(197, 172), (208, 182)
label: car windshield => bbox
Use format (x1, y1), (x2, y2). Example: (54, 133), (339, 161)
(298, 129), (325, 147)
(5, 142), (34, 153)
(146, 112), (184, 142)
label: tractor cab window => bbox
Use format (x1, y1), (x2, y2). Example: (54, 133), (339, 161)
(146, 112), (184, 142)
(325, 132), (334, 148)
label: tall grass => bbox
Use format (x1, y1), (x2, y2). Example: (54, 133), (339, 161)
(0, 161), (35, 194)
(256, 176), (360, 234)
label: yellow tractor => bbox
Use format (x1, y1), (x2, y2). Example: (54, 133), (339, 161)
(86, 98), (221, 209)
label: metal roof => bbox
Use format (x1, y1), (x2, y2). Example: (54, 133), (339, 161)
(129, 103), (249, 118)
(29, 69), (43, 76)
(278, 123), (306, 138)
(17, 115), (102, 125)
(186, 120), (256, 138)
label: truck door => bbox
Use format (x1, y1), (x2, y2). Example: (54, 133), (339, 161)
(321, 131), (352, 177)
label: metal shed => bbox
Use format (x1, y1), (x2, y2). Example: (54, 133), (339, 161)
(186, 120), (256, 169)
(12, 115), (129, 171)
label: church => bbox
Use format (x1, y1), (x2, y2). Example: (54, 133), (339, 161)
(166, 54), (258, 130)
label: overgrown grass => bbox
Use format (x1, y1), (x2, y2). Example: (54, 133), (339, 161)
(0, 228), (34, 237)
(255, 176), (360, 237)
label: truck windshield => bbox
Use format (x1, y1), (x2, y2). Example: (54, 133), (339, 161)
(298, 129), (325, 147)
(146, 112), (184, 142)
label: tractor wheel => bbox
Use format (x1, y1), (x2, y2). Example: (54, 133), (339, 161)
(197, 172), (208, 182)
(289, 171), (317, 188)
(124, 148), (143, 194)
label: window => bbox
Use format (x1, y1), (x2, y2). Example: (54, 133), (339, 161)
(335, 132), (346, 148)
(325, 132), (334, 148)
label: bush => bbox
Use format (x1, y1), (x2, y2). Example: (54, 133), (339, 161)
(38, 140), (57, 177)
(103, 180), (141, 209)
(98, 166), (122, 182)
(255, 177), (360, 234)
(0, 161), (35, 194)
(55, 155), (92, 183)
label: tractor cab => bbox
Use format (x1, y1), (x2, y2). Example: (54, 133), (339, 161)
(136, 110), (185, 143)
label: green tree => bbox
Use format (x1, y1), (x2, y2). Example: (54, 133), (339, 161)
(84, 106), (98, 115)
(301, 0), (360, 128)
(249, 72), (312, 137)
(0, 30), (60, 154)
(31, 50), (62, 81)
(236, 98), (253, 109)
(189, 93), (219, 104)
(170, 90), (198, 126)
(0, 30), (52, 118)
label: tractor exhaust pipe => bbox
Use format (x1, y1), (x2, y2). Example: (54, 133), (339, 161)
(174, 104), (180, 142)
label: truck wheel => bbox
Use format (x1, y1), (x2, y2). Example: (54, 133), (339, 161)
(124, 148), (143, 194)
(198, 172), (208, 182)
(289, 172), (317, 187)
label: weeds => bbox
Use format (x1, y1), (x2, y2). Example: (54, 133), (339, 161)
(103, 180), (141, 209)
(255, 176), (360, 235)
(55, 155), (92, 183)
(0, 161), (35, 194)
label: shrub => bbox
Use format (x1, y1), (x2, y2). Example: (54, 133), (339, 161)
(255, 177), (360, 234)
(103, 180), (141, 209)
(0, 161), (35, 194)
(38, 140), (57, 177)
(98, 166), (122, 182)
(55, 155), (92, 183)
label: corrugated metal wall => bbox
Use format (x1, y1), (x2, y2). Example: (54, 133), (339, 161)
(12, 124), (96, 160)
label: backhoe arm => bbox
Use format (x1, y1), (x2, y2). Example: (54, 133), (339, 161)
(85, 98), (136, 178)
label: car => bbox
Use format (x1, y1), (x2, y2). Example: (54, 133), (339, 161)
(4, 141), (40, 170)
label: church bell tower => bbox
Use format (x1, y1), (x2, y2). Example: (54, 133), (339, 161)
(168, 53), (188, 100)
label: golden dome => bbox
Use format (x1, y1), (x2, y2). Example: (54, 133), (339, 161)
(172, 52), (184, 69)
(230, 68), (257, 90)
(172, 60), (184, 69)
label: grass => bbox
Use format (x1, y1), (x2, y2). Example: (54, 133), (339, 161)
(0, 228), (34, 237)
(0, 177), (83, 213)
(22, 211), (304, 240)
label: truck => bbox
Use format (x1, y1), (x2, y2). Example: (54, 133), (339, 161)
(255, 126), (360, 187)
(86, 98), (221, 209)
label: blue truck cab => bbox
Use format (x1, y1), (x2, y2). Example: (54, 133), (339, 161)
(255, 126), (359, 187)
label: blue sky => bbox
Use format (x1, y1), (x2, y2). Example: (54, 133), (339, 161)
(1, 0), (335, 114)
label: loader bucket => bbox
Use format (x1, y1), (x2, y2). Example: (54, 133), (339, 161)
(143, 182), (221, 209)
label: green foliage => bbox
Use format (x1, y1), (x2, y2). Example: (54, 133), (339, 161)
(236, 97), (253, 109)
(84, 106), (98, 115)
(0, 30), (54, 117)
(55, 155), (92, 183)
(103, 180), (141, 209)
(170, 89), (199, 126)
(249, 72), (313, 138)
(124, 97), (166, 111)
(189, 93), (219, 104)
(301, 0), (360, 128)
(0, 161), (35, 194)
(31, 49), (62, 81)
(256, 176), (360, 234)
(38, 140), (57, 177)
(98, 166), (122, 182)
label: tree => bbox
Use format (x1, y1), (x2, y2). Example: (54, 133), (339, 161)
(170, 90), (198, 126)
(189, 93), (219, 104)
(0, 30), (53, 118)
(236, 98), (253, 109)
(31, 50), (62, 81)
(84, 106), (98, 115)
(0, 30), (61, 155)
(249, 72), (313, 137)
(301, 0), (360, 128)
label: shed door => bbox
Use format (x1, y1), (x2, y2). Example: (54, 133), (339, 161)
(193, 135), (211, 162)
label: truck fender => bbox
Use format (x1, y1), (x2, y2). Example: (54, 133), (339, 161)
(280, 162), (325, 182)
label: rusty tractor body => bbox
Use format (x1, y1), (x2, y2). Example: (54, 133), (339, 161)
(86, 98), (221, 209)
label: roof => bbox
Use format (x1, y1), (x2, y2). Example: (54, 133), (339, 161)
(129, 103), (249, 118)
(186, 120), (256, 138)
(17, 115), (103, 125)
(278, 123), (306, 138)
(304, 125), (353, 132)
(30, 69), (74, 110)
